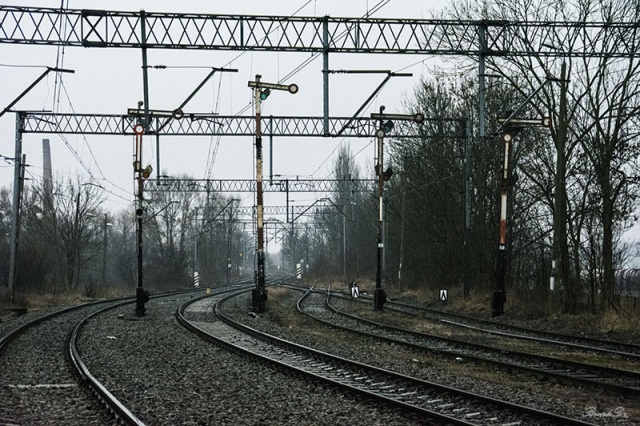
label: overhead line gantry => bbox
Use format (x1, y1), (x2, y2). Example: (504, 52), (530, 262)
(1, 7), (638, 58)
(4, 5), (638, 314)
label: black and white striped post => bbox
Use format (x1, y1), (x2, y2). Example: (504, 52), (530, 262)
(494, 115), (551, 317)
(370, 107), (424, 310)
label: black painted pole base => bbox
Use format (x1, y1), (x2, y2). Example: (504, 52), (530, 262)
(252, 288), (267, 313)
(135, 287), (149, 317)
(374, 288), (387, 311)
(491, 290), (505, 317)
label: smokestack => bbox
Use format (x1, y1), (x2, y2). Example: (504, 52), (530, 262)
(42, 138), (52, 195)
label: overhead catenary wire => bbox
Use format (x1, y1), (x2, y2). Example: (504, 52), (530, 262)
(52, 0), (69, 115)
(41, 0), (133, 204)
(198, 1), (315, 182)
(232, 0), (392, 118)
(203, 73), (225, 181)
(263, 0), (393, 180)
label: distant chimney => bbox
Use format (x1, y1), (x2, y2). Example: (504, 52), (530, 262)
(42, 138), (52, 195)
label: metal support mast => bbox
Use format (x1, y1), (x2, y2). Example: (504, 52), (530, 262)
(370, 107), (424, 310)
(494, 115), (552, 316)
(133, 123), (150, 316)
(248, 75), (298, 312)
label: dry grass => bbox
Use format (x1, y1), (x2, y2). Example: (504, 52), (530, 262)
(601, 311), (640, 333)
(1, 286), (132, 309)
(4, 292), (85, 309)
(266, 286), (289, 303)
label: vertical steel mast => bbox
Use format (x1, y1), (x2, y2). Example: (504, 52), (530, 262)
(248, 75), (298, 312)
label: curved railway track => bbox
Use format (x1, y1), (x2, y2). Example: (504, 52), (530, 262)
(306, 289), (640, 398)
(179, 288), (596, 426)
(0, 297), (134, 425)
(384, 297), (640, 359)
(1, 287), (215, 425)
(2, 281), (633, 424)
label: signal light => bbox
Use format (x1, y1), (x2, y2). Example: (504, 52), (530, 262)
(141, 165), (153, 179)
(136, 208), (144, 217)
(382, 120), (394, 134)
(260, 88), (271, 100)
(382, 167), (394, 181)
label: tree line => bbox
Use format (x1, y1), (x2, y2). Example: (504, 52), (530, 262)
(0, 176), (249, 297)
(2, 0), (639, 317)
(293, 0), (640, 315)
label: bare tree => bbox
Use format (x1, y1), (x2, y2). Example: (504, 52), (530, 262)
(447, 0), (640, 313)
(24, 177), (104, 292)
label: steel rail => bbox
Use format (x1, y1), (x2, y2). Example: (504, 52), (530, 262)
(313, 289), (640, 397)
(0, 298), (130, 353)
(68, 298), (147, 426)
(178, 287), (595, 425)
(67, 284), (255, 426)
(294, 289), (598, 425)
(385, 299), (640, 359)
(177, 288), (474, 425)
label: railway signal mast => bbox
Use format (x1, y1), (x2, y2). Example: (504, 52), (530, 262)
(132, 123), (152, 316)
(493, 115), (552, 317)
(370, 107), (424, 310)
(248, 75), (298, 313)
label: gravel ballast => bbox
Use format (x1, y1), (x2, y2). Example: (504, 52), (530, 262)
(2, 287), (637, 425)
(77, 292), (431, 425)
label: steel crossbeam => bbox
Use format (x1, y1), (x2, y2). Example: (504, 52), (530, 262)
(145, 178), (374, 193)
(19, 112), (423, 137)
(1, 6), (639, 57)
(212, 205), (341, 217)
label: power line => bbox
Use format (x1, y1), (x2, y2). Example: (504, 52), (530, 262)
(233, 0), (392, 117)
(0, 63), (49, 68)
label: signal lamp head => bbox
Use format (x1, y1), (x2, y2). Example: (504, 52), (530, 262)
(260, 88), (271, 100)
(142, 165), (153, 179)
(382, 120), (394, 134)
(383, 167), (394, 181)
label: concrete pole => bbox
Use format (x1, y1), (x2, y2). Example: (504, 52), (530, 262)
(8, 113), (23, 302)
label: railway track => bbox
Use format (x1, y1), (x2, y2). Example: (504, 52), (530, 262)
(0, 297), (133, 425)
(0, 287), (220, 425)
(385, 297), (640, 360)
(179, 288), (596, 425)
(71, 284), (252, 425)
(306, 289), (640, 398)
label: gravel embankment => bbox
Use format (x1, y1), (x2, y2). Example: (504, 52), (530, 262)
(77, 292), (431, 425)
(221, 289), (638, 425)
(0, 303), (121, 425)
(2, 288), (637, 425)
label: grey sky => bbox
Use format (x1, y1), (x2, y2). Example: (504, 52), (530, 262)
(0, 0), (450, 213)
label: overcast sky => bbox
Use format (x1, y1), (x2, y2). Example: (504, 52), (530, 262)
(0, 0), (452, 215)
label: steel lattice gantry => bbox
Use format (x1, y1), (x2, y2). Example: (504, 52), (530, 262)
(1, 6), (639, 57)
(17, 112), (422, 138)
(144, 177), (374, 193)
